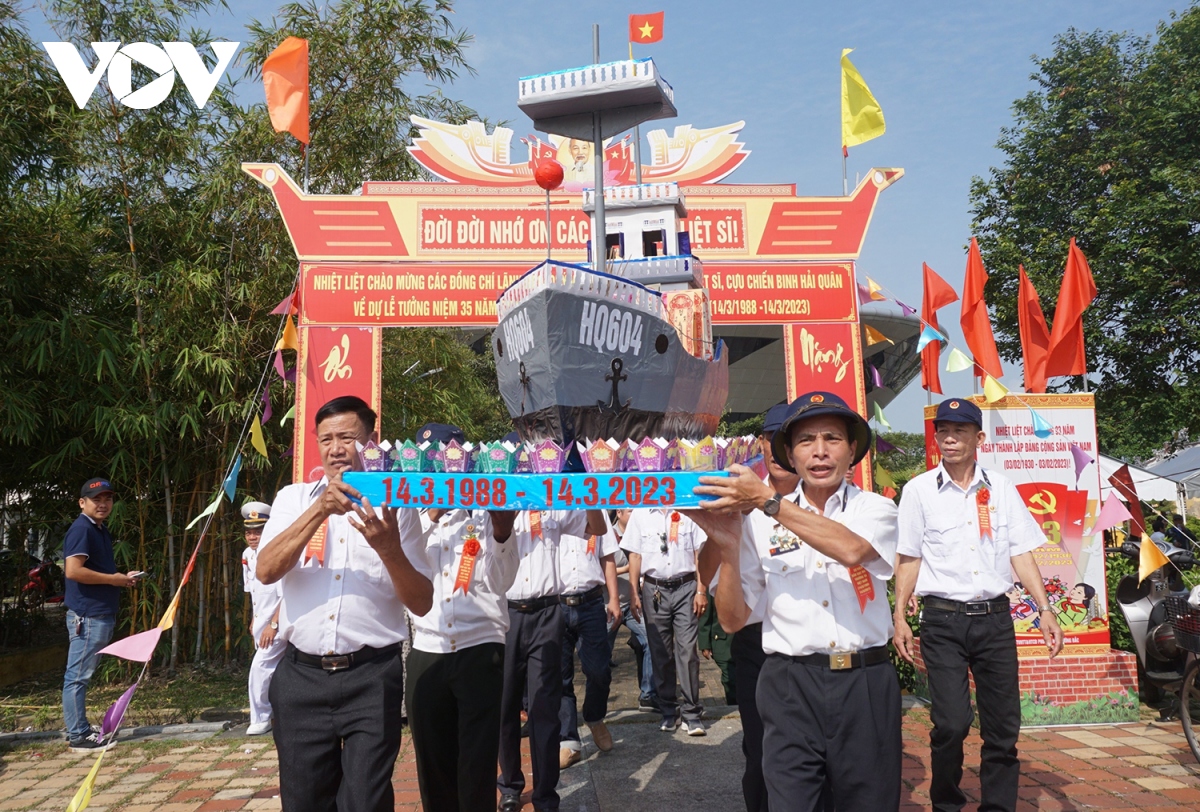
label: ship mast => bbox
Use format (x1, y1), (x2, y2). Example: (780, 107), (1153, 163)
(590, 24), (606, 271)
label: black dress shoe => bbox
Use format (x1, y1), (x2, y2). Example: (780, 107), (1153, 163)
(498, 794), (520, 812)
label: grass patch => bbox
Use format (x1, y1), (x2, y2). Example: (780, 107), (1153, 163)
(1020, 689), (1140, 725)
(0, 663), (249, 732)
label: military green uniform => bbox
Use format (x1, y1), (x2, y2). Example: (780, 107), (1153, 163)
(698, 598), (736, 705)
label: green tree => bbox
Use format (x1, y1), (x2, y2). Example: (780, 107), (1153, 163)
(0, 0), (492, 667)
(969, 6), (1200, 461)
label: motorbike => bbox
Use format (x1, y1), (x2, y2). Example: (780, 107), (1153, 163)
(1107, 535), (1196, 717)
(20, 557), (64, 609)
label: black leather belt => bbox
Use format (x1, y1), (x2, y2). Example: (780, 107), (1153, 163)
(561, 584), (604, 607)
(782, 644), (890, 671)
(508, 594), (561, 613)
(288, 642), (399, 672)
(923, 596), (1008, 616)
(643, 572), (696, 590)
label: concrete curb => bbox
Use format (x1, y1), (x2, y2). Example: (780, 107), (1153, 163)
(0, 721), (231, 747)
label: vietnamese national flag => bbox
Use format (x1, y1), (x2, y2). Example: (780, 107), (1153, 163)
(920, 263), (958, 394)
(1017, 265), (1051, 393)
(1044, 238), (1097, 377)
(263, 36), (310, 144)
(959, 238), (1004, 380)
(630, 12), (665, 43)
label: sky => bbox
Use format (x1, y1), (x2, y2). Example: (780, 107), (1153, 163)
(19, 0), (1191, 430)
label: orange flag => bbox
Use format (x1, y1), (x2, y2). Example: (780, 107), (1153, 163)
(959, 238), (1003, 379)
(920, 263), (958, 394)
(1017, 265), (1051, 393)
(1044, 238), (1097, 377)
(629, 12), (665, 43)
(263, 37), (310, 144)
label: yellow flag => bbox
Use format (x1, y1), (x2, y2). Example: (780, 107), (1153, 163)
(867, 277), (886, 301)
(983, 375), (1008, 403)
(841, 49), (886, 148)
(874, 464), (897, 490)
(250, 414), (269, 459)
(1138, 534), (1171, 584)
(66, 750), (107, 812)
(945, 347), (974, 373)
(865, 325), (893, 346)
(157, 592), (180, 631)
(275, 316), (299, 351)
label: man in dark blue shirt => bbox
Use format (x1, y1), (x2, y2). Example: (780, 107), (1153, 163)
(62, 478), (137, 751)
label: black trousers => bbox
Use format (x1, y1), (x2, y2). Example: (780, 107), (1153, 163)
(758, 653), (901, 812)
(498, 603), (564, 810)
(406, 642), (505, 812)
(920, 609), (1021, 812)
(731, 623), (768, 812)
(270, 645), (404, 812)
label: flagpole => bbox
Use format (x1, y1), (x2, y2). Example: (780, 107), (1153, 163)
(841, 148), (848, 196)
(630, 41), (642, 185)
(592, 24), (606, 271)
(302, 144), (309, 195)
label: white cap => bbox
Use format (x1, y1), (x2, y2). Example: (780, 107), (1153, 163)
(241, 501), (272, 527)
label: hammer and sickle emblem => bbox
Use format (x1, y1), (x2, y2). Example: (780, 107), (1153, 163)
(319, 334), (353, 383)
(1027, 491), (1057, 515)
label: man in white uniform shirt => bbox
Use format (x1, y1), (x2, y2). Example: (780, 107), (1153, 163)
(556, 525), (620, 769)
(256, 396), (434, 812)
(405, 421), (518, 812)
(498, 508), (606, 812)
(626, 508), (708, 735)
(893, 397), (1063, 812)
(691, 391), (902, 811)
(240, 501), (282, 736)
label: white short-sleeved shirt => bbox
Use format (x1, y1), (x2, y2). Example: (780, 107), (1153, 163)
(622, 509), (705, 579)
(740, 483), (899, 657)
(241, 546), (281, 637)
(505, 510), (589, 600)
(409, 509), (519, 653)
(259, 478), (424, 656)
(558, 527), (618, 595)
(897, 464), (1044, 602)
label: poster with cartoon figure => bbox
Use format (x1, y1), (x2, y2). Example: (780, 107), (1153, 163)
(925, 394), (1109, 656)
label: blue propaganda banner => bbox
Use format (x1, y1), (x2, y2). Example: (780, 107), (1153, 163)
(342, 459), (762, 511)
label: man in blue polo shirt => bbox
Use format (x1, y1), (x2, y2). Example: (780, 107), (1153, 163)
(62, 478), (138, 751)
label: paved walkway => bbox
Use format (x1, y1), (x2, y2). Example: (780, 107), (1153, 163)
(2, 645), (1200, 811)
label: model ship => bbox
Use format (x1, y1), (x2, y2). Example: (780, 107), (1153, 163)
(493, 58), (729, 448)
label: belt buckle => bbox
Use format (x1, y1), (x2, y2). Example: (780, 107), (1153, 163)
(321, 655), (351, 672)
(963, 603), (988, 616)
(829, 652), (853, 671)
(564, 595), (580, 607)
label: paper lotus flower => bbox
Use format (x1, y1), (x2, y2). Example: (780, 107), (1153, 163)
(360, 441), (387, 472)
(531, 439), (567, 473)
(678, 437), (719, 471)
(441, 440), (474, 474)
(578, 438), (621, 474)
(618, 442), (637, 472)
(665, 439), (683, 471)
(478, 441), (518, 474)
(422, 442), (445, 473)
(516, 444), (533, 473)
(634, 437), (670, 472)
(392, 439), (424, 472)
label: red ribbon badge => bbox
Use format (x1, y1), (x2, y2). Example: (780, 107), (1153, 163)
(530, 510), (543, 540)
(453, 536), (482, 594)
(976, 487), (992, 542)
(669, 512), (680, 544)
(304, 519), (329, 566)
(848, 565), (875, 613)
(586, 534), (596, 556)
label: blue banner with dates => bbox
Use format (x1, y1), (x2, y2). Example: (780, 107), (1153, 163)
(342, 462), (760, 512)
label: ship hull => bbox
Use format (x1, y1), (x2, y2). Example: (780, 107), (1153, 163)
(493, 264), (728, 447)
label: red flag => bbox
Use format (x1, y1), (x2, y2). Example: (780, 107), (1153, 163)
(629, 12), (665, 43)
(263, 37), (310, 144)
(1044, 238), (1097, 377)
(1017, 265), (1051, 393)
(1107, 464), (1145, 537)
(920, 263), (958, 394)
(959, 238), (1003, 380)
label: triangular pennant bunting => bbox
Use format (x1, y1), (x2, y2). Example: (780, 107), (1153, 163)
(916, 325), (944, 352)
(276, 316), (300, 351)
(865, 325), (893, 346)
(222, 455), (242, 503)
(945, 347), (974, 373)
(873, 401), (891, 429)
(185, 494), (222, 531)
(250, 415), (269, 459)
(1030, 407), (1053, 438)
(983, 375), (1008, 403)
(280, 404), (295, 427)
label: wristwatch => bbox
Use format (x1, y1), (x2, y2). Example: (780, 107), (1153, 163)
(1036, 606), (1051, 614)
(269, 621), (279, 630)
(763, 493), (783, 517)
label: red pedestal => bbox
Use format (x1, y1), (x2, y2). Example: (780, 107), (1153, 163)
(912, 639), (1139, 726)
